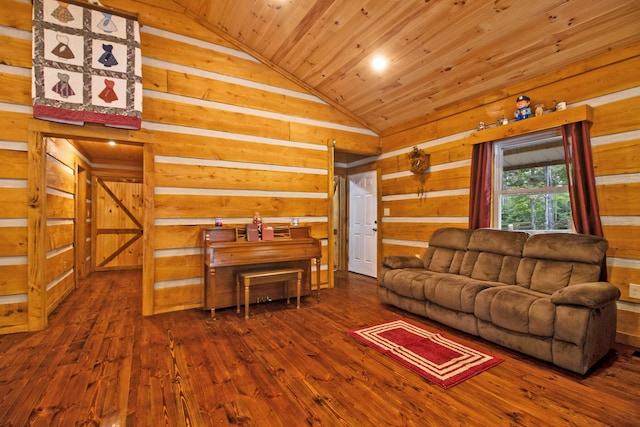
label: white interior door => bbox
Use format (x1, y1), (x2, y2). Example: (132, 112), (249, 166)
(348, 170), (378, 277)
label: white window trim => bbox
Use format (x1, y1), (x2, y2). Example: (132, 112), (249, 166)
(492, 130), (572, 233)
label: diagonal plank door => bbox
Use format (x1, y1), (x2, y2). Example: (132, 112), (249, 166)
(93, 177), (143, 271)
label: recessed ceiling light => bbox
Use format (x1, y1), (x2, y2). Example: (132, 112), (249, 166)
(371, 56), (388, 71)
(108, 141), (116, 146)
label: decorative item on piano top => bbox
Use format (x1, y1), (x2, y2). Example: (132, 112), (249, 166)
(252, 212), (263, 239)
(246, 223), (260, 241)
(407, 146), (430, 198)
(262, 224), (275, 240)
(253, 212), (262, 226)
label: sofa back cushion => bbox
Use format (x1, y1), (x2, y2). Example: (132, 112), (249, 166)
(516, 233), (608, 294)
(422, 228), (472, 274)
(460, 229), (528, 284)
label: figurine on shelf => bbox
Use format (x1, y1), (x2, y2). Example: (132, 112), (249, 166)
(253, 212), (262, 238)
(535, 103), (545, 117)
(514, 95), (532, 121)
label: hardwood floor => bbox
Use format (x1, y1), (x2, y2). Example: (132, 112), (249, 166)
(0, 270), (638, 426)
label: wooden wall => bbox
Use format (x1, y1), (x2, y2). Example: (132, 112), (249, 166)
(123, 0), (377, 314)
(44, 137), (90, 313)
(0, 0), (378, 332)
(374, 44), (640, 346)
(0, 136), (29, 333)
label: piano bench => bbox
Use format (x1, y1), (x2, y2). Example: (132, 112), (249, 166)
(236, 268), (304, 319)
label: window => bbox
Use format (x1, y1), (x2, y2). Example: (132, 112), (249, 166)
(493, 130), (571, 233)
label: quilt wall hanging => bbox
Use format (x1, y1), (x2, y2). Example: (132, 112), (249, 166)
(32, 0), (142, 129)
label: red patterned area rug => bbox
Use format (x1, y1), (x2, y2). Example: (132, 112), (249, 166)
(348, 319), (503, 389)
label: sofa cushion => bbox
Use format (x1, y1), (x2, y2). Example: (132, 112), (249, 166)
(423, 228), (472, 274)
(475, 286), (556, 337)
(460, 229), (528, 284)
(379, 268), (432, 300)
(518, 233), (608, 294)
(382, 255), (424, 269)
(520, 259), (573, 294)
(423, 274), (499, 313)
(551, 282), (621, 308)
(522, 232), (608, 265)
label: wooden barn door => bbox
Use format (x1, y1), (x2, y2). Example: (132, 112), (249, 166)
(92, 177), (143, 271)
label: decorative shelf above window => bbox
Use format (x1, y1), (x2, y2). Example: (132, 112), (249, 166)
(468, 104), (593, 145)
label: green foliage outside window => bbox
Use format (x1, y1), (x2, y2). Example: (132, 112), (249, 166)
(500, 164), (571, 231)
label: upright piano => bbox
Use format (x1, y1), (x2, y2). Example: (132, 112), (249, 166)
(203, 225), (321, 317)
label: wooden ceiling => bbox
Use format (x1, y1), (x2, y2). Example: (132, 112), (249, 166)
(174, 0), (640, 135)
(71, 139), (143, 165)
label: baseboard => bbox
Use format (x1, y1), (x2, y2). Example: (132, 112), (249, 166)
(615, 331), (640, 348)
(616, 308), (640, 348)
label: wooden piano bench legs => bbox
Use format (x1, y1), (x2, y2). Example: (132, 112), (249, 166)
(236, 268), (303, 320)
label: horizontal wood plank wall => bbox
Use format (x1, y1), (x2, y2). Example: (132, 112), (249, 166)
(45, 138), (82, 315)
(374, 46), (640, 346)
(0, 0), (377, 325)
(121, 0), (376, 314)
(0, 0), (35, 333)
(0, 139), (28, 333)
(136, 17), (363, 313)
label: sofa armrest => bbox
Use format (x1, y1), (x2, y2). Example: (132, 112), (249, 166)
(551, 282), (621, 308)
(382, 256), (423, 269)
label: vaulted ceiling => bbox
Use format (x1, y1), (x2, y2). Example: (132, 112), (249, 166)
(173, 0), (640, 135)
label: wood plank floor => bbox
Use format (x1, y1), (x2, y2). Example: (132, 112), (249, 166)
(0, 270), (638, 426)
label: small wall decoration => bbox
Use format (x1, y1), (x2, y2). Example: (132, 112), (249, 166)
(32, 0), (142, 129)
(407, 146), (430, 197)
(514, 95), (532, 120)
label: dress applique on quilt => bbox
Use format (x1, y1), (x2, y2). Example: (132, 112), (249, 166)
(98, 79), (118, 103)
(51, 34), (75, 60)
(97, 13), (118, 33)
(51, 2), (74, 23)
(98, 44), (118, 67)
(51, 73), (75, 98)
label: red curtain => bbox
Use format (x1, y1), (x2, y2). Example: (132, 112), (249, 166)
(562, 121), (607, 280)
(468, 142), (493, 229)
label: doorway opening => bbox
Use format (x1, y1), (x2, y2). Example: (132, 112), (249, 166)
(72, 138), (144, 272)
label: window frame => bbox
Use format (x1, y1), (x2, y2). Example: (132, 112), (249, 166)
(492, 129), (572, 233)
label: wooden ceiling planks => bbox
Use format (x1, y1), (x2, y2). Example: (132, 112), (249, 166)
(72, 139), (143, 164)
(171, 0), (640, 134)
